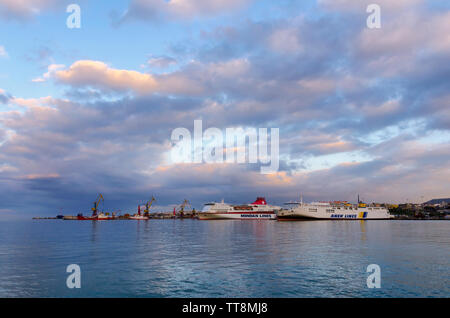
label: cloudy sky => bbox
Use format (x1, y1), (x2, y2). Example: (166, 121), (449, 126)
(0, 0), (449, 216)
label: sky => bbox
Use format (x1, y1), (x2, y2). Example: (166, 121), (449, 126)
(0, 0), (449, 216)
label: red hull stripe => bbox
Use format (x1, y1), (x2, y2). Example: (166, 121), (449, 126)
(201, 211), (276, 214)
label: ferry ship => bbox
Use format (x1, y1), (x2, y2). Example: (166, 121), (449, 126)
(197, 197), (280, 220)
(277, 198), (393, 220)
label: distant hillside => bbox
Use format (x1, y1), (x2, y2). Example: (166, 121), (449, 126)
(424, 198), (450, 205)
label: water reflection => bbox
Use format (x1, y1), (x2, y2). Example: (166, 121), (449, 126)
(90, 221), (98, 242)
(360, 220), (367, 242)
(0, 219), (448, 297)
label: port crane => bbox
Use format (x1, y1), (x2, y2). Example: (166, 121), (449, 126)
(178, 199), (190, 218)
(143, 196), (156, 217)
(91, 194), (104, 216)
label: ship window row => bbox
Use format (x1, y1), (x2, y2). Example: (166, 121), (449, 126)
(309, 208), (317, 212)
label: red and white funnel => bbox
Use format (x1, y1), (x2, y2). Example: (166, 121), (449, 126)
(252, 197), (267, 205)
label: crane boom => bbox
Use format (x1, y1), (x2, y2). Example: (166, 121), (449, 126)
(179, 199), (190, 217)
(91, 194), (104, 216)
(143, 196), (156, 216)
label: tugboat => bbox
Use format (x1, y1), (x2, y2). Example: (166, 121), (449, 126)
(197, 197), (280, 220)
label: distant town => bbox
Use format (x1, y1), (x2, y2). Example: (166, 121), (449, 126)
(387, 198), (450, 220)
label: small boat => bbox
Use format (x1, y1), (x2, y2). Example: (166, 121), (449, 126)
(94, 213), (115, 220)
(129, 205), (149, 220)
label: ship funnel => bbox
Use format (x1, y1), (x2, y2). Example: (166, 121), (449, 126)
(252, 197), (267, 205)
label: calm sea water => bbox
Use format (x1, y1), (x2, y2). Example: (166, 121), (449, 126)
(0, 218), (448, 297)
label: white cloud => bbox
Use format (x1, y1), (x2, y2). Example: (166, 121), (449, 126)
(32, 64), (65, 83)
(38, 58), (253, 96)
(0, 45), (7, 58)
(147, 56), (177, 69)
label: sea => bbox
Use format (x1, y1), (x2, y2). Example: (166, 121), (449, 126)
(0, 218), (448, 297)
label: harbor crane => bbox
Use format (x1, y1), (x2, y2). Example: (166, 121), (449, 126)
(179, 199), (190, 218)
(143, 196), (156, 217)
(91, 194), (104, 216)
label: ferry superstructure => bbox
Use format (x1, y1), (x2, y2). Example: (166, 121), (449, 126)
(197, 197), (281, 220)
(277, 199), (393, 220)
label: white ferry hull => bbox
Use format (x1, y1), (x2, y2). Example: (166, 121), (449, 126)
(277, 205), (393, 220)
(197, 212), (277, 220)
(200, 197), (280, 220)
